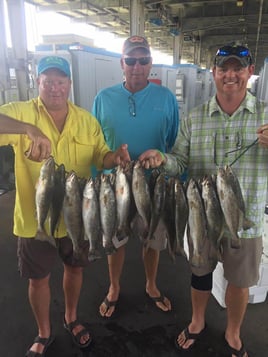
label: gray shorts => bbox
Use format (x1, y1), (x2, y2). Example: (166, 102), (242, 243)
(17, 237), (89, 279)
(222, 236), (263, 287)
(191, 236), (263, 288)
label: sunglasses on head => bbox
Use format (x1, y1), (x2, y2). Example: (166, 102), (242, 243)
(215, 45), (252, 60)
(124, 57), (151, 66)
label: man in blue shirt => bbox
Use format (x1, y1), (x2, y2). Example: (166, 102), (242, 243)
(92, 35), (179, 318)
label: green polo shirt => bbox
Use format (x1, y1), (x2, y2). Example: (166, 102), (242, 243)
(164, 92), (268, 238)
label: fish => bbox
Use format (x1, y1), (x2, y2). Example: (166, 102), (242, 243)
(123, 160), (137, 228)
(174, 178), (188, 258)
(146, 172), (166, 244)
(35, 156), (57, 247)
(82, 177), (103, 262)
(149, 168), (162, 198)
(49, 163), (65, 237)
(163, 176), (176, 261)
(201, 175), (224, 261)
(63, 171), (84, 259)
(132, 161), (151, 238)
(115, 165), (131, 240)
(186, 178), (208, 267)
(99, 173), (117, 255)
(216, 166), (254, 249)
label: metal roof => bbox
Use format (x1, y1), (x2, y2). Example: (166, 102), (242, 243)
(24, 1), (268, 72)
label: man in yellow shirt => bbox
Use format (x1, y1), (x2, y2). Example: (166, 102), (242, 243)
(0, 55), (130, 356)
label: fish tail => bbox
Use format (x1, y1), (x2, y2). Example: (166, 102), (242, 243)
(243, 217), (255, 230)
(88, 250), (102, 262)
(104, 244), (117, 255)
(143, 236), (151, 251)
(35, 230), (57, 248)
(166, 239), (176, 263)
(175, 245), (187, 259)
(231, 238), (241, 249)
(191, 254), (205, 268)
(116, 228), (128, 241)
(169, 251), (176, 263)
(73, 246), (83, 260)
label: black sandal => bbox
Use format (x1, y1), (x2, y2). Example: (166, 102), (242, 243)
(100, 296), (118, 319)
(145, 291), (171, 312)
(63, 318), (92, 349)
(224, 336), (248, 357)
(174, 324), (207, 352)
(25, 335), (54, 357)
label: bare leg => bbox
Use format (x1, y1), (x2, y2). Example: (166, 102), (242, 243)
(63, 264), (90, 346)
(27, 275), (51, 354)
(143, 246), (171, 311)
(177, 287), (209, 349)
(225, 283), (249, 357)
(99, 245), (125, 317)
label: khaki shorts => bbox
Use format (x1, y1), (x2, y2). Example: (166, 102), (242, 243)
(222, 236), (263, 288)
(17, 236), (89, 279)
(128, 214), (167, 251)
(191, 236), (263, 288)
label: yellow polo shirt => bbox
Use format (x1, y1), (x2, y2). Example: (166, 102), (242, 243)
(0, 97), (110, 238)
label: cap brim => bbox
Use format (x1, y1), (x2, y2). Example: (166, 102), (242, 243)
(215, 55), (249, 67)
(124, 46), (150, 55)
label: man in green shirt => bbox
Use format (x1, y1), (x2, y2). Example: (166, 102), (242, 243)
(139, 44), (268, 357)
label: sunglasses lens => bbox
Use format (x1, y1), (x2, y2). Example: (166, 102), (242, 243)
(217, 47), (231, 56)
(239, 48), (250, 56)
(124, 58), (137, 66)
(217, 45), (250, 58)
(139, 57), (151, 65)
(124, 57), (151, 66)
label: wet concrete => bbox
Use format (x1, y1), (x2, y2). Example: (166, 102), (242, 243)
(0, 190), (268, 357)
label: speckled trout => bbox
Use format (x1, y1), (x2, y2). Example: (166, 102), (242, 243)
(35, 156), (56, 247)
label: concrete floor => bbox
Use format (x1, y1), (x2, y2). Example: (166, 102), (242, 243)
(0, 190), (267, 357)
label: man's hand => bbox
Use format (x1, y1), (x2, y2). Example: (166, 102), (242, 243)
(103, 144), (131, 169)
(139, 149), (166, 169)
(257, 124), (268, 148)
(113, 144), (131, 167)
(25, 125), (52, 161)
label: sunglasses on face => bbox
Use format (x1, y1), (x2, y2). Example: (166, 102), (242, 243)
(124, 57), (151, 66)
(215, 45), (252, 61)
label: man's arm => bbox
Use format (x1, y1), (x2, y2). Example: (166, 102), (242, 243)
(0, 113), (51, 161)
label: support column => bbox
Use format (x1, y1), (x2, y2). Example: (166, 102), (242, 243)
(173, 34), (182, 65)
(0, 0), (9, 103)
(129, 0), (144, 36)
(6, 0), (29, 100)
